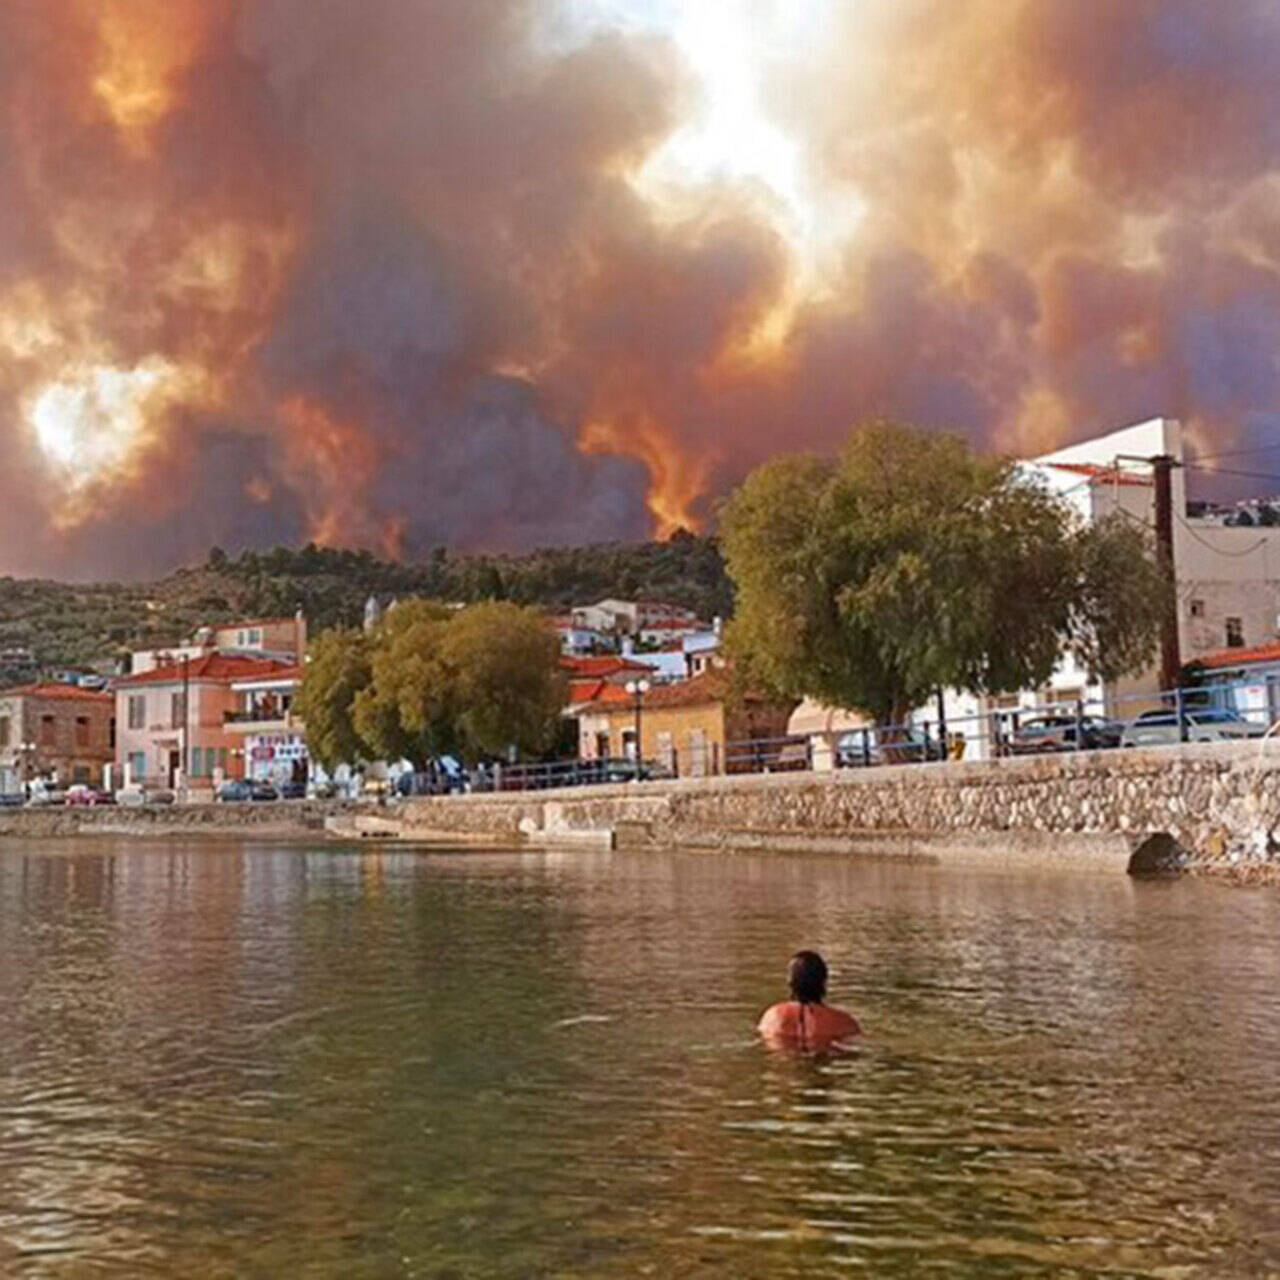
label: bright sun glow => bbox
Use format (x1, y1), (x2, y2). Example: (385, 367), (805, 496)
(29, 358), (184, 485)
(551, 0), (857, 278)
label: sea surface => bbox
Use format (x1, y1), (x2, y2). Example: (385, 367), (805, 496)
(1, 839), (1278, 1277)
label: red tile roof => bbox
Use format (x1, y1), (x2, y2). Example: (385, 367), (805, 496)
(566, 679), (631, 706)
(229, 664), (304, 686)
(117, 654), (296, 687)
(559, 655), (651, 677)
(0, 682), (112, 703)
(1048, 462), (1153, 487)
(1195, 642), (1280, 671)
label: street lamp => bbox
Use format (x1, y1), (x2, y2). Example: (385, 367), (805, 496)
(623, 678), (650, 780)
(18, 742), (37, 797)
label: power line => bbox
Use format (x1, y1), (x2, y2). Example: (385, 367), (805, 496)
(1189, 441), (1280, 464)
(1183, 462), (1280, 487)
(1174, 513), (1270, 558)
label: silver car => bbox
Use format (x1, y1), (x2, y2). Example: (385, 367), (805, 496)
(1120, 707), (1266, 748)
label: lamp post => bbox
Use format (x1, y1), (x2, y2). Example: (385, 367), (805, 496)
(624, 678), (650, 781)
(18, 741), (36, 797)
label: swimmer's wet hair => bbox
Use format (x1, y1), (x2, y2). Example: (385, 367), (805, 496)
(788, 950), (828, 1004)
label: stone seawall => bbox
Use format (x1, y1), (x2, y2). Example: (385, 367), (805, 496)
(388, 740), (1280, 876)
(0, 799), (375, 840)
(5, 743), (1280, 879)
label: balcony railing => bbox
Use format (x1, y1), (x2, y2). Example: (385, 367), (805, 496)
(224, 709), (294, 727)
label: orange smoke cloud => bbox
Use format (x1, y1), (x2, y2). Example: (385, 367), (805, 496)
(580, 415), (710, 537)
(1, 1), (1279, 578)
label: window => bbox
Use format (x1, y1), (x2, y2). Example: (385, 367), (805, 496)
(40, 715), (55, 747)
(128, 751), (146, 781)
(128, 695), (145, 730)
(74, 716), (89, 748)
(1189, 599), (1205, 618)
(217, 748), (228, 775)
(170, 691), (187, 729)
(656, 731), (675, 773)
(191, 747), (203, 777)
(1226, 617), (1245, 648)
(109, 718), (116, 750)
(0, 716), (9, 749)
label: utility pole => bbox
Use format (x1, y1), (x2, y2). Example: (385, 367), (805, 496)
(1151, 454), (1181, 692)
(1116, 452), (1182, 693)
(182, 653), (191, 794)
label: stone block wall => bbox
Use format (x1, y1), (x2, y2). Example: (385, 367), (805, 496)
(399, 740), (1280, 872)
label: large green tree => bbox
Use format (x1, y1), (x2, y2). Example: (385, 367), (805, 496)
(338, 599), (566, 767)
(294, 627), (372, 771)
(353, 600), (458, 765)
(721, 420), (1169, 725)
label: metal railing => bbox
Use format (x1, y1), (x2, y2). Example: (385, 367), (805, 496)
(466, 756), (674, 793)
(382, 672), (1280, 797)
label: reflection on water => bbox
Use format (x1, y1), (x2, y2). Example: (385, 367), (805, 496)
(1, 841), (1278, 1276)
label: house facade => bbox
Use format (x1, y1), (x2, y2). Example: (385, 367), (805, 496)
(224, 667), (310, 786)
(114, 654), (296, 792)
(0, 684), (115, 793)
(130, 612), (307, 675)
(574, 671), (794, 778)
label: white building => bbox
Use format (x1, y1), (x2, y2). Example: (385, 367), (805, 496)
(795, 416), (1280, 764)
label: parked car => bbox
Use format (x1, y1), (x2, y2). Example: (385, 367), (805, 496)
(1008, 714), (1124, 754)
(250, 781), (279, 802)
(116, 784), (175, 806)
(1120, 706), (1267, 748)
(25, 784), (67, 807)
(0, 793), (25, 808)
(277, 780), (307, 800)
(216, 780), (253, 803)
(65, 784), (115, 807)
(307, 780), (339, 800)
(835, 727), (945, 768)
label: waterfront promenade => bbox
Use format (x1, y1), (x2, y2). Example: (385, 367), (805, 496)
(5, 740), (1280, 880)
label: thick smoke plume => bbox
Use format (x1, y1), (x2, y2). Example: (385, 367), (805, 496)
(2, 1), (1279, 577)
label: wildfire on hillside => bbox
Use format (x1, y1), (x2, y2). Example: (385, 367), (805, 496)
(2, 1), (1279, 576)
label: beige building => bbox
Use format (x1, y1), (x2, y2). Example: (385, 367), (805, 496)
(0, 683), (115, 793)
(575, 671), (794, 778)
(114, 654), (296, 793)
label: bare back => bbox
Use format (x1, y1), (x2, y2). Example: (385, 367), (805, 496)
(757, 1000), (861, 1051)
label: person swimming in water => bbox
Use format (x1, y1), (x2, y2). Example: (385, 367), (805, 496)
(757, 950), (861, 1050)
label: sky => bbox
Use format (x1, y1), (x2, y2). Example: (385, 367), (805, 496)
(3, 0), (1280, 578)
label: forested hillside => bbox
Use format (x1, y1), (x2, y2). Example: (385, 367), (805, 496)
(0, 532), (732, 680)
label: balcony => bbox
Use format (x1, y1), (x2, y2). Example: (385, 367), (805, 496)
(223, 709), (297, 732)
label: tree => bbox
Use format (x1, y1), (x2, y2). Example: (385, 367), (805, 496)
(354, 600), (457, 766)
(439, 601), (566, 760)
(352, 599), (565, 765)
(294, 627), (372, 771)
(720, 420), (1169, 726)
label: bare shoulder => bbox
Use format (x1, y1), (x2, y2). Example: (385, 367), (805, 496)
(757, 1002), (790, 1034)
(827, 1006), (862, 1037)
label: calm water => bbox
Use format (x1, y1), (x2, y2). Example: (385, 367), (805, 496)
(1, 842), (1278, 1278)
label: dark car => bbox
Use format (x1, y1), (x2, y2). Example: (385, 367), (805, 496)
(836, 727), (945, 768)
(0, 793), (24, 808)
(250, 782), (279, 802)
(216, 780), (253, 803)
(277, 781), (307, 800)
(1009, 714), (1123, 754)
